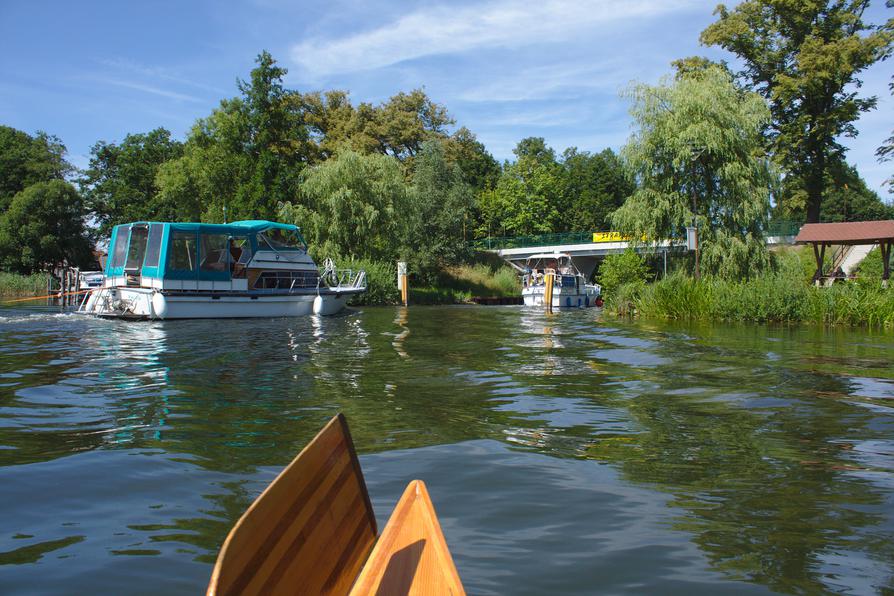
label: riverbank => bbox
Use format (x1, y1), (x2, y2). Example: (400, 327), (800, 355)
(0, 272), (49, 297)
(346, 260), (520, 306)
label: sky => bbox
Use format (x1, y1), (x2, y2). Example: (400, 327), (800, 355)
(1, 0), (891, 196)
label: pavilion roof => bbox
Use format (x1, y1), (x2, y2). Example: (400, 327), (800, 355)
(794, 220), (894, 245)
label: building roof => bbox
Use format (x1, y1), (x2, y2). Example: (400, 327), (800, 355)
(794, 220), (894, 245)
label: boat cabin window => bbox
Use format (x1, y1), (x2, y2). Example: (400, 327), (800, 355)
(125, 226), (149, 272)
(143, 224), (164, 268)
(230, 237), (252, 264)
(200, 233), (230, 273)
(254, 270), (319, 290)
(168, 231), (197, 272)
(110, 225), (131, 270)
(258, 228), (305, 251)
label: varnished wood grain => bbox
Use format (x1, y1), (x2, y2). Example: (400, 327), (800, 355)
(350, 480), (465, 596)
(207, 414), (377, 596)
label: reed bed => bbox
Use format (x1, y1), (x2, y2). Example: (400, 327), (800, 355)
(608, 272), (894, 328)
(0, 272), (50, 297)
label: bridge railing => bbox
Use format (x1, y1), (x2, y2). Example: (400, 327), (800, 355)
(473, 221), (803, 251)
(473, 231), (598, 250)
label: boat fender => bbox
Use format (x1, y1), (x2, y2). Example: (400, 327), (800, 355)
(595, 297), (604, 308)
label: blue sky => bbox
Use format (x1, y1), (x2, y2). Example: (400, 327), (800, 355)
(1, 0), (891, 196)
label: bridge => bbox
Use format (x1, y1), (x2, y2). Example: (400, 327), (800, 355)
(475, 222), (801, 277)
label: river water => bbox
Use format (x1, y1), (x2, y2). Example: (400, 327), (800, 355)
(1, 305), (893, 594)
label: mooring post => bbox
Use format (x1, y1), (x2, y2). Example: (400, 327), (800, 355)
(544, 272), (554, 313)
(397, 261), (408, 307)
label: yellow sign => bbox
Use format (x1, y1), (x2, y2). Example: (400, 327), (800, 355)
(592, 231), (630, 243)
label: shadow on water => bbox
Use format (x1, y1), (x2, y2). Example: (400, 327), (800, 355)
(1, 305), (893, 594)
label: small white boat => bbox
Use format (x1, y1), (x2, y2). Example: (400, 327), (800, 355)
(521, 252), (602, 309)
(78, 271), (104, 290)
(79, 220), (365, 319)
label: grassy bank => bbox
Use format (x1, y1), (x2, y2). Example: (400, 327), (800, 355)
(0, 272), (50, 297)
(344, 258), (520, 306)
(608, 272), (894, 327)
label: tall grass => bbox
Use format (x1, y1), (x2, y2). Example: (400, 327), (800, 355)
(0, 272), (50, 297)
(608, 271), (894, 328)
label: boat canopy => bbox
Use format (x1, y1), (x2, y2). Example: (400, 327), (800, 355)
(104, 220), (308, 282)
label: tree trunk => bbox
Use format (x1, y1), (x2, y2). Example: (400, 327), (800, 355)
(805, 151), (825, 224)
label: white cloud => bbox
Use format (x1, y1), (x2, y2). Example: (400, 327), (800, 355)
(98, 58), (228, 95)
(456, 60), (638, 103)
(92, 78), (205, 103)
(290, 0), (697, 77)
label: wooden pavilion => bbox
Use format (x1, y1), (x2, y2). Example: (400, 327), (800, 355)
(794, 220), (894, 286)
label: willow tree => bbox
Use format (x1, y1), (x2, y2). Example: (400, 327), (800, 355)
(701, 0), (893, 222)
(279, 149), (409, 262)
(611, 67), (775, 279)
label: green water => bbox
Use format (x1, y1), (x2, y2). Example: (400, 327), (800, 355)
(0, 305), (893, 594)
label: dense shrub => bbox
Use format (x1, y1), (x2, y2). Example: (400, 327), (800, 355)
(598, 249), (650, 296)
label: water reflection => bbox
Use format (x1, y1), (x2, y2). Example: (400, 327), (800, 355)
(1, 306), (893, 594)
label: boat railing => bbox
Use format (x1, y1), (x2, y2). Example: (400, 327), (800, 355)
(317, 266), (367, 290)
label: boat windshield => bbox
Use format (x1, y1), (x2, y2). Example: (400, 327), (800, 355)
(258, 228), (306, 252)
(125, 226), (149, 271)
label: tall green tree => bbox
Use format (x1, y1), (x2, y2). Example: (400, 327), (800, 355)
(80, 128), (183, 234)
(561, 148), (634, 231)
(611, 67), (775, 279)
(408, 140), (475, 277)
(701, 0), (893, 222)
(476, 138), (565, 238)
(776, 161), (894, 221)
(279, 149), (409, 261)
(442, 127), (500, 192)
(156, 51), (310, 222)
(0, 126), (72, 208)
(0, 180), (93, 273)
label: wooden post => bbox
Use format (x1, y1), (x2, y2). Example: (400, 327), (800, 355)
(812, 242), (826, 285)
(544, 272), (554, 313)
(881, 241), (891, 289)
(397, 261), (408, 307)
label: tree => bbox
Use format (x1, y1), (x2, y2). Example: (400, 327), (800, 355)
(611, 67), (775, 279)
(701, 0), (894, 222)
(775, 161), (894, 221)
(0, 126), (72, 208)
(477, 139), (566, 238)
(877, 72), (894, 191)
(442, 127), (500, 192)
(0, 180), (93, 273)
(408, 140), (475, 277)
(80, 128), (183, 234)
(279, 149), (410, 261)
(156, 51), (310, 222)
(561, 148), (634, 231)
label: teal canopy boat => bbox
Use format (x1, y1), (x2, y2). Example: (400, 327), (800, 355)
(79, 220), (365, 319)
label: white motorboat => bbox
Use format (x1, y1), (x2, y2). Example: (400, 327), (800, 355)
(521, 252), (602, 309)
(79, 220), (365, 319)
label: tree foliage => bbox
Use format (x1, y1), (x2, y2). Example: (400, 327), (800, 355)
(0, 180), (93, 273)
(701, 0), (894, 222)
(279, 149), (409, 262)
(156, 51), (309, 223)
(776, 161), (894, 221)
(612, 67), (775, 279)
(408, 140), (475, 277)
(0, 126), (72, 209)
(80, 128), (183, 234)
(561, 147), (633, 231)
(476, 137), (566, 237)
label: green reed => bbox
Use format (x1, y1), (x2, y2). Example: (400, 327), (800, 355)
(609, 271), (894, 328)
